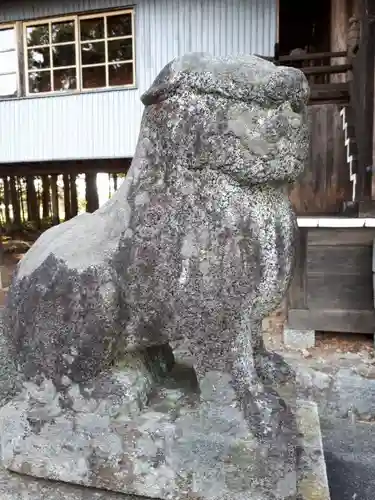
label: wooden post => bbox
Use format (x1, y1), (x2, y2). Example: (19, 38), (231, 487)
(331, 0), (348, 83)
(17, 177), (25, 223)
(85, 172), (99, 213)
(50, 174), (60, 225)
(368, 0), (375, 200)
(2, 177), (10, 225)
(26, 176), (40, 226)
(63, 173), (71, 221)
(9, 176), (21, 228)
(70, 174), (78, 217)
(353, 0), (362, 18)
(356, 0), (375, 202)
(41, 175), (51, 220)
(26, 177), (32, 221)
(287, 228), (308, 312)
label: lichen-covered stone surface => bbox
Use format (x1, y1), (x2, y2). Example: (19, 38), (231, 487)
(0, 399), (329, 500)
(0, 52), (309, 499)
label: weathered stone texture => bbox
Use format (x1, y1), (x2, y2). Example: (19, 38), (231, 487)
(0, 53), (309, 499)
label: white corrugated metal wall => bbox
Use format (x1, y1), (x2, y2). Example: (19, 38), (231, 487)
(0, 0), (277, 162)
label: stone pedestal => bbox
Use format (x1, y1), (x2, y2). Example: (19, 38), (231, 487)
(0, 398), (329, 500)
(0, 354), (299, 500)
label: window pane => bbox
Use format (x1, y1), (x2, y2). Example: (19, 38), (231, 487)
(28, 71), (51, 93)
(107, 13), (132, 38)
(80, 17), (104, 41)
(27, 24), (49, 47)
(52, 21), (75, 44)
(108, 62), (133, 86)
(0, 73), (17, 96)
(82, 65), (106, 89)
(53, 68), (77, 91)
(108, 39), (132, 62)
(81, 41), (105, 65)
(0, 28), (16, 51)
(0, 50), (17, 73)
(28, 47), (50, 70)
(52, 44), (75, 67)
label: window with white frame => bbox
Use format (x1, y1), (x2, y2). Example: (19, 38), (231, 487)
(25, 18), (77, 93)
(0, 25), (18, 97)
(24, 9), (135, 95)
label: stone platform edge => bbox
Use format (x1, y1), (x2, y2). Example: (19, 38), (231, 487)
(0, 399), (329, 500)
(297, 400), (330, 500)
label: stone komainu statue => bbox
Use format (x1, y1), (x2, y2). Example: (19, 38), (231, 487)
(0, 53), (309, 500)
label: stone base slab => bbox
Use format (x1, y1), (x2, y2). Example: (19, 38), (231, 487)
(0, 398), (329, 500)
(0, 367), (299, 500)
(283, 326), (316, 350)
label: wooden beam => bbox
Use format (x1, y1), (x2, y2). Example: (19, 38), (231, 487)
(307, 228), (374, 246)
(309, 82), (349, 103)
(309, 98), (349, 105)
(288, 308), (375, 334)
(0, 158), (132, 177)
(310, 83), (349, 92)
(279, 51), (347, 63)
(301, 64), (351, 76)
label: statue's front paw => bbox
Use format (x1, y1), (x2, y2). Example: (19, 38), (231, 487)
(257, 350), (295, 386)
(242, 384), (295, 442)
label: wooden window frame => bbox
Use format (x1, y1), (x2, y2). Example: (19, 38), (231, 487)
(22, 8), (135, 97)
(78, 10), (136, 92)
(23, 15), (78, 95)
(0, 23), (20, 99)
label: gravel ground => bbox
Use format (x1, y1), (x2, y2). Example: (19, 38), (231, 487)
(265, 329), (375, 500)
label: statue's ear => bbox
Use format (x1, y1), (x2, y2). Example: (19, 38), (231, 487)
(141, 61), (179, 106)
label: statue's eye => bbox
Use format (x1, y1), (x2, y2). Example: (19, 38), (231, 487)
(290, 101), (303, 114)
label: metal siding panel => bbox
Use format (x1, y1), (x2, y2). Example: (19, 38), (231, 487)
(0, 91), (142, 161)
(0, 0), (135, 22)
(0, 0), (276, 162)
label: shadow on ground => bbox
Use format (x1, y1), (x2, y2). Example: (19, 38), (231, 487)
(323, 418), (375, 500)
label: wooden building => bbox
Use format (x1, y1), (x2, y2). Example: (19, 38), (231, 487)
(278, 0), (375, 339)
